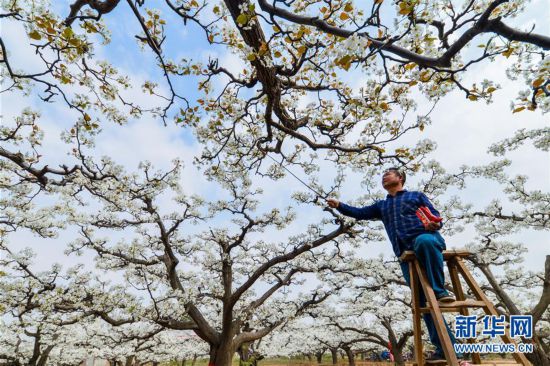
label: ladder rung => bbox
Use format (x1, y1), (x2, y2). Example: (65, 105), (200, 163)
(419, 300), (487, 313)
(400, 249), (472, 262)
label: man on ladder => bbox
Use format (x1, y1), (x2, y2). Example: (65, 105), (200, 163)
(327, 167), (465, 364)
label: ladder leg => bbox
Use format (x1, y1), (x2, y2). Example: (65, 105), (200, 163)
(455, 259), (531, 366)
(414, 260), (460, 366)
(448, 260), (482, 364)
(410, 262), (424, 366)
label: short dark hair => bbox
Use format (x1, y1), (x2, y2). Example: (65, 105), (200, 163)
(384, 167), (406, 185)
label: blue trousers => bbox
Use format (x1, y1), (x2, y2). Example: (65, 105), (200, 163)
(400, 232), (461, 358)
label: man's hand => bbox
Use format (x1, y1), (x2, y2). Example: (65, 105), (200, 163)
(327, 198), (340, 208)
(425, 222), (440, 231)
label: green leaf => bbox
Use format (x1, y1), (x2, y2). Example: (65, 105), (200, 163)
(512, 106), (525, 113)
(62, 27), (73, 39)
(29, 30), (41, 40)
(337, 55), (352, 70)
(236, 13), (248, 26)
(502, 48), (514, 58)
(419, 70), (431, 82)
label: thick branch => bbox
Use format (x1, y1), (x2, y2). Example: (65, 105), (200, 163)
(470, 258), (521, 315)
(257, 0), (550, 68)
(231, 222), (351, 306)
(488, 19), (550, 49)
(531, 255), (550, 324)
(65, 0), (121, 25)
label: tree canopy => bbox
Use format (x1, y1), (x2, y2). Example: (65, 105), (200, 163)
(0, 0), (548, 365)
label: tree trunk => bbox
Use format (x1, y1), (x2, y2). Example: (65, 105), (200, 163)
(330, 348), (337, 365)
(181, 359), (186, 366)
(36, 345), (55, 366)
(209, 342), (235, 366)
(315, 351), (323, 364)
(342, 347), (354, 366)
(525, 337), (550, 366)
(192, 355), (198, 366)
(306, 354), (313, 362)
(392, 345), (406, 366)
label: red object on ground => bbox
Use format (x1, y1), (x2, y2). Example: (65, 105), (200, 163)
(416, 206), (442, 228)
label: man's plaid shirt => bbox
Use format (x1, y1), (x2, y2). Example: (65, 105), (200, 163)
(336, 190), (443, 257)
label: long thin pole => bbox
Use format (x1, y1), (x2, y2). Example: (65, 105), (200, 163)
(265, 153), (326, 199)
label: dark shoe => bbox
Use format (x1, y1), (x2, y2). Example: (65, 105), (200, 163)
(436, 293), (455, 303)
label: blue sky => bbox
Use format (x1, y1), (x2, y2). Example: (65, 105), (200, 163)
(2, 0), (549, 289)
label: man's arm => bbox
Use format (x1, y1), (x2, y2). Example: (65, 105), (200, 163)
(327, 199), (381, 221)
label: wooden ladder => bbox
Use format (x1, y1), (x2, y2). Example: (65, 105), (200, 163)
(399, 249), (531, 366)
